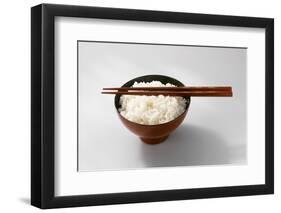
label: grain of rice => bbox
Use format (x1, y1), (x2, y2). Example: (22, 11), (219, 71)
(118, 81), (187, 125)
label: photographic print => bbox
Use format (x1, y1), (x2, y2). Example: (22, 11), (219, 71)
(78, 41), (247, 171)
(31, 4), (273, 208)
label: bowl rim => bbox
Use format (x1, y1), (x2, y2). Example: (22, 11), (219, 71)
(117, 108), (189, 127)
(115, 74), (191, 127)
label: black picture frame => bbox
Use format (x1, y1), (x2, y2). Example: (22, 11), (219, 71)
(31, 3), (274, 209)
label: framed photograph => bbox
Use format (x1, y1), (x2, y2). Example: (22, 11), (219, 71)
(31, 3), (274, 209)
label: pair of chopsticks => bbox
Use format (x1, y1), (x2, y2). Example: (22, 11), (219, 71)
(101, 86), (233, 97)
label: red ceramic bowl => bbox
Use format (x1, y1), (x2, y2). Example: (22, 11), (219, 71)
(114, 75), (191, 144)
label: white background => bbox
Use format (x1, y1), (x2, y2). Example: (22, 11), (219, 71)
(0, 0), (279, 212)
(55, 17), (264, 196)
(78, 42), (247, 171)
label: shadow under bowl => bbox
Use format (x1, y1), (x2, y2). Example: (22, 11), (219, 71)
(114, 75), (191, 145)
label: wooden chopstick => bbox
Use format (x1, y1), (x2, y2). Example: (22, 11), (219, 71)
(103, 86), (232, 91)
(102, 85), (232, 97)
(101, 90), (233, 97)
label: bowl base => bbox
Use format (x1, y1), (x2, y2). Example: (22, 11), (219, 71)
(140, 135), (169, 145)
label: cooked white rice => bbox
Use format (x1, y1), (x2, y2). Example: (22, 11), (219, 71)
(119, 81), (187, 125)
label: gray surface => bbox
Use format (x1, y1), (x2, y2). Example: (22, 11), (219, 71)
(78, 41), (247, 172)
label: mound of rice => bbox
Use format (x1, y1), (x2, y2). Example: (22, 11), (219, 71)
(118, 81), (187, 125)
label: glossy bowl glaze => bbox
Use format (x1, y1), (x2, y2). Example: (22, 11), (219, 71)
(114, 75), (191, 144)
